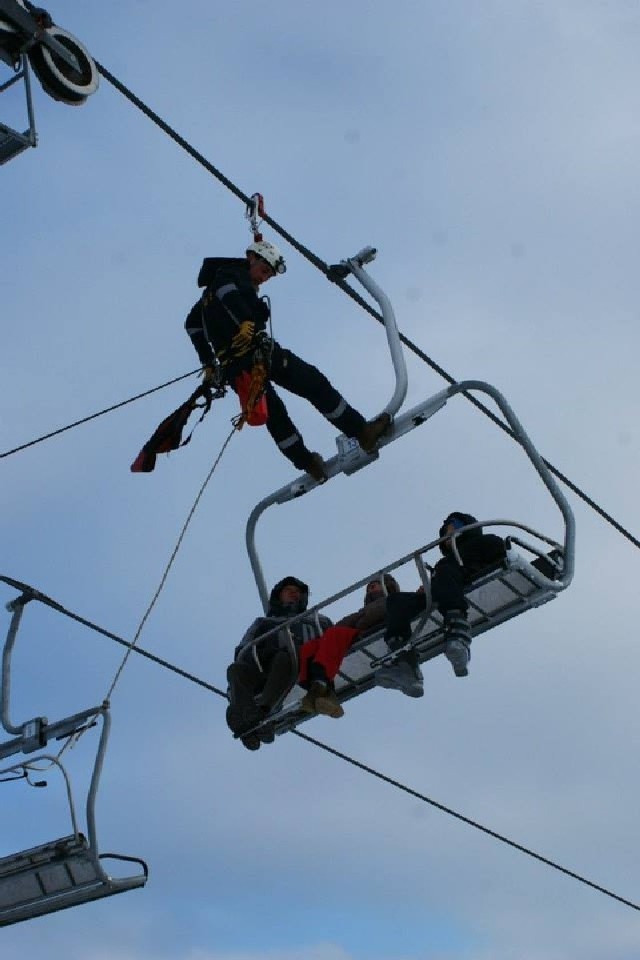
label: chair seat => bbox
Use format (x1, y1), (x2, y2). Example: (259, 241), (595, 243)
(0, 834), (147, 927)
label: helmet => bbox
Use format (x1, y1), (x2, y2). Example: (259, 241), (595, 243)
(246, 240), (287, 275)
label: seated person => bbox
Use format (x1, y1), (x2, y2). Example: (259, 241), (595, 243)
(298, 574), (400, 719)
(226, 576), (331, 750)
(376, 512), (506, 697)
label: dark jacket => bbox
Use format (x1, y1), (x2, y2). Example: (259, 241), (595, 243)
(235, 577), (332, 671)
(185, 257), (271, 368)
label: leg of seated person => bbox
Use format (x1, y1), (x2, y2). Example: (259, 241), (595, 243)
(377, 593), (425, 698)
(431, 555), (467, 615)
(384, 591), (426, 648)
(258, 649), (296, 710)
(311, 626), (359, 682)
(297, 630), (358, 719)
(431, 555), (476, 679)
(226, 660), (264, 735)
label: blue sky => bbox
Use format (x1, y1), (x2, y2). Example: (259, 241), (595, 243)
(2, 2), (640, 958)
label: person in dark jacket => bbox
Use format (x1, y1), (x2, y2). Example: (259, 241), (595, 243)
(376, 512), (506, 696)
(185, 241), (391, 481)
(226, 575), (331, 750)
(297, 573), (401, 718)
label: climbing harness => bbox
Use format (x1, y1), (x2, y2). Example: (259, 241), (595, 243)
(130, 380), (217, 473)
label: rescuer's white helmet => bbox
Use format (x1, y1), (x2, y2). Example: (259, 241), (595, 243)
(246, 240), (287, 275)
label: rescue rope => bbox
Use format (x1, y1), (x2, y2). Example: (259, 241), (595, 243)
(104, 426), (237, 702)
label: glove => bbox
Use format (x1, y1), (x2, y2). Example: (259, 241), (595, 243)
(230, 321), (255, 355)
(201, 366), (217, 385)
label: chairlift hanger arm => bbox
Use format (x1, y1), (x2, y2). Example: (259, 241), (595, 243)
(0, 0), (81, 71)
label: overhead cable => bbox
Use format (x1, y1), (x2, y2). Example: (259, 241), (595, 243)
(0, 369), (199, 460)
(90, 61), (639, 553)
(1, 574), (636, 913)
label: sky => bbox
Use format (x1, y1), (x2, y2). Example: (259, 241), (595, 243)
(1, 1), (640, 957)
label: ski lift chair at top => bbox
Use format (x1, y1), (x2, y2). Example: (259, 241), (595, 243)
(240, 246), (576, 739)
(0, 580), (148, 927)
(0, 0), (98, 165)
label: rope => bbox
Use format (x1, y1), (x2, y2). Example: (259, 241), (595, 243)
(1, 570), (636, 911)
(0, 369), (200, 460)
(104, 426), (236, 701)
(292, 729), (639, 911)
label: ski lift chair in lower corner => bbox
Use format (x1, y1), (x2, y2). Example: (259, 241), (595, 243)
(0, 579), (148, 927)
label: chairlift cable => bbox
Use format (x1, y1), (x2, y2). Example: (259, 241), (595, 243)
(0, 368), (200, 460)
(86, 62), (638, 553)
(292, 729), (639, 912)
(0, 574), (226, 697)
(1, 57), (635, 551)
(1, 575), (635, 915)
(104, 426), (237, 702)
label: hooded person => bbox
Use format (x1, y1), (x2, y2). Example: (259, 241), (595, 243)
(184, 242), (391, 481)
(226, 576), (332, 750)
(376, 512), (507, 696)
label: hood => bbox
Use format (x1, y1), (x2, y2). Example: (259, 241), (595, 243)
(268, 576), (309, 617)
(439, 512), (481, 554)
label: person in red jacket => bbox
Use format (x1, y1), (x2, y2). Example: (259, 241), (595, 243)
(185, 241), (390, 480)
(298, 574), (400, 718)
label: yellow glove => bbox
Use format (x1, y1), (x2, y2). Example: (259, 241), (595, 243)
(230, 320), (256, 355)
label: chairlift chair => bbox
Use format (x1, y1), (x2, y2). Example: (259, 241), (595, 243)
(0, 579), (148, 927)
(239, 247), (575, 738)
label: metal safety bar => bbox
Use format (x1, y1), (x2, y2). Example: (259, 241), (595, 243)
(245, 248), (575, 610)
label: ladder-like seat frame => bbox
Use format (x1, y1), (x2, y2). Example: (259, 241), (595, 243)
(245, 529), (565, 738)
(0, 582), (148, 927)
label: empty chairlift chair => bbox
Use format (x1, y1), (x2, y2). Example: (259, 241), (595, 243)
(239, 246), (575, 738)
(0, 579), (148, 927)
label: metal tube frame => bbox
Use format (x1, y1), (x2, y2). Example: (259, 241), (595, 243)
(0, 53), (37, 155)
(0, 584), (141, 884)
(245, 252), (575, 612)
